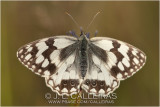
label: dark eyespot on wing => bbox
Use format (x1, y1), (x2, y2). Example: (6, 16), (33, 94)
(82, 79), (120, 96)
(46, 77), (81, 96)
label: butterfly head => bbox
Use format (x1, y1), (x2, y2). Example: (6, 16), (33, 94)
(80, 30), (90, 39)
(68, 29), (90, 40)
(79, 30), (91, 42)
(80, 27), (98, 39)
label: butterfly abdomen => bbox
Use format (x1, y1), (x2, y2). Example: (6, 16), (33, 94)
(79, 37), (88, 78)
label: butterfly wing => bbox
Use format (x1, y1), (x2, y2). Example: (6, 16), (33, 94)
(90, 37), (146, 80)
(45, 52), (82, 96)
(17, 35), (146, 96)
(17, 36), (77, 77)
(17, 36), (83, 95)
(81, 37), (146, 95)
(81, 57), (120, 95)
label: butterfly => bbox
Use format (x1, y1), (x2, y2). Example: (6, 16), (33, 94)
(17, 29), (146, 96)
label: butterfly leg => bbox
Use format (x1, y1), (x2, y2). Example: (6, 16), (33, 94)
(69, 30), (78, 38)
(86, 33), (90, 38)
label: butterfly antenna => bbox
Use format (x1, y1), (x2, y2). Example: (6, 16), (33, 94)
(66, 12), (80, 29)
(86, 11), (100, 30)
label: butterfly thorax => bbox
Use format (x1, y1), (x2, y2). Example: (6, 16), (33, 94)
(78, 35), (89, 78)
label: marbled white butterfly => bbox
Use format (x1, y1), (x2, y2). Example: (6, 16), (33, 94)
(17, 13), (146, 96)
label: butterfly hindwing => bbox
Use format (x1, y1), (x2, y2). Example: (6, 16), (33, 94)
(81, 60), (120, 95)
(45, 53), (82, 95)
(90, 37), (146, 80)
(17, 36), (77, 77)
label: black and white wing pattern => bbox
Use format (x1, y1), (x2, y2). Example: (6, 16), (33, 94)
(17, 36), (81, 95)
(81, 37), (146, 95)
(17, 34), (146, 96)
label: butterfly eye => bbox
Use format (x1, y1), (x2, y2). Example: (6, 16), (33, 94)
(91, 80), (97, 87)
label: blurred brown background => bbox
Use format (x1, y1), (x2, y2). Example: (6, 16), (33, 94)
(1, 1), (159, 106)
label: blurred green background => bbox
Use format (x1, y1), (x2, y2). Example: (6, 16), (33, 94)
(1, 1), (159, 106)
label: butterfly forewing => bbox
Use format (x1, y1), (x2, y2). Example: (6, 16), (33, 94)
(90, 37), (146, 80)
(17, 36), (77, 77)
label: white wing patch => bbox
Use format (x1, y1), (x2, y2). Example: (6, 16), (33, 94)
(42, 59), (49, 68)
(92, 39), (114, 51)
(53, 38), (75, 49)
